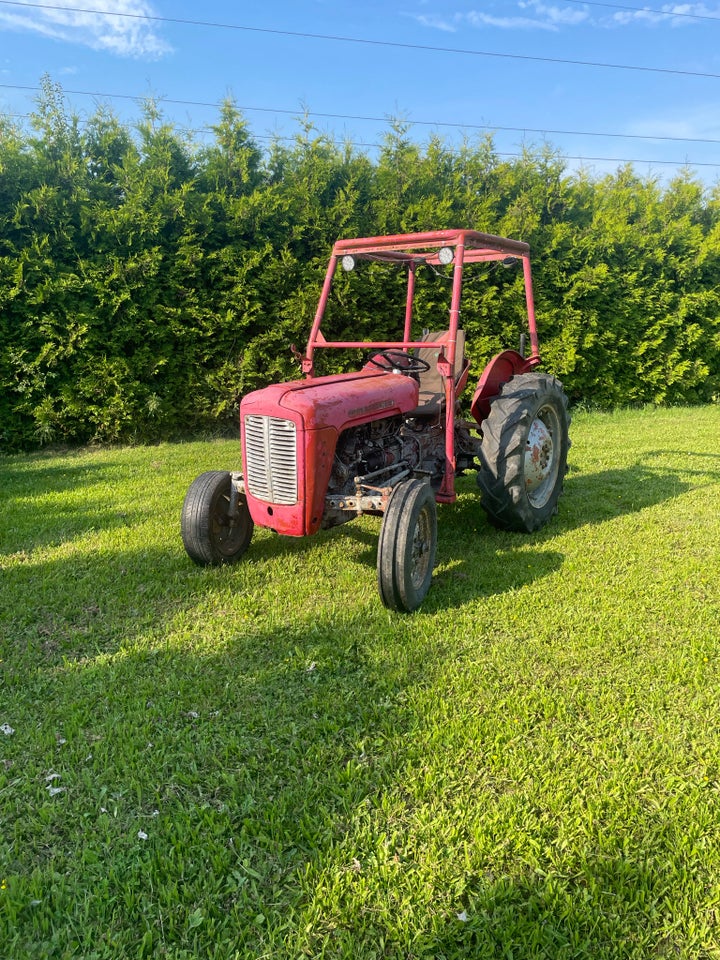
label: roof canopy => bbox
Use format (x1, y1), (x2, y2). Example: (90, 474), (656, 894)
(332, 229), (530, 266)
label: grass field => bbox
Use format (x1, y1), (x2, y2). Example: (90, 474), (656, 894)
(2, 405), (720, 959)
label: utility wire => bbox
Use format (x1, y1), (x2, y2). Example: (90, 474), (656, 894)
(5, 110), (720, 169)
(1, 0), (720, 81)
(8, 0), (720, 28)
(2, 81), (720, 148)
(560, 0), (720, 24)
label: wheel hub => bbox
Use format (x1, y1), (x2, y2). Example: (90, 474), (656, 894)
(524, 417), (554, 497)
(410, 510), (432, 588)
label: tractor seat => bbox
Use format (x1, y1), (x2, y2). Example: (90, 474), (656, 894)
(410, 329), (467, 417)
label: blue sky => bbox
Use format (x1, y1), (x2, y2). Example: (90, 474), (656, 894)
(1, 0), (720, 184)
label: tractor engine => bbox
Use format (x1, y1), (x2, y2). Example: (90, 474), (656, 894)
(320, 415), (442, 530)
(327, 415), (478, 506)
(331, 417), (408, 492)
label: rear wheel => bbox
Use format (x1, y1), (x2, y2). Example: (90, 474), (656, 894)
(477, 373), (570, 532)
(181, 471), (253, 565)
(377, 479), (437, 612)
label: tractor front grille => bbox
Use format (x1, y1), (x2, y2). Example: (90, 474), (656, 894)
(244, 415), (298, 505)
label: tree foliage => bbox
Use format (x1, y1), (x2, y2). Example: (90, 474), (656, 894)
(1, 78), (719, 450)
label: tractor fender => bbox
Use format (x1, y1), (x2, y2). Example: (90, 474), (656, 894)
(470, 349), (540, 425)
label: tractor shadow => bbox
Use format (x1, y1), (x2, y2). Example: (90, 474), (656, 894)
(553, 460), (695, 532)
(238, 516), (380, 563)
(241, 458), (702, 610)
(511, 448), (718, 538)
(405, 459), (703, 609)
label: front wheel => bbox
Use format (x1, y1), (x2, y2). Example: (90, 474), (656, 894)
(181, 471), (254, 565)
(477, 373), (570, 532)
(377, 479), (437, 612)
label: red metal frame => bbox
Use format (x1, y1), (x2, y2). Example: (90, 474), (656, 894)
(299, 230), (540, 503)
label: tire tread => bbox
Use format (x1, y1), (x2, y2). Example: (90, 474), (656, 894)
(477, 373), (570, 533)
(181, 471), (253, 566)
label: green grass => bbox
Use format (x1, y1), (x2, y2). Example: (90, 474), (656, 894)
(1, 405), (720, 959)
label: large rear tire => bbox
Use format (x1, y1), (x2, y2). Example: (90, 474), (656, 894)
(477, 373), (570, 532)
(377, 479), (437, 612)
(181, 471), (253, 566)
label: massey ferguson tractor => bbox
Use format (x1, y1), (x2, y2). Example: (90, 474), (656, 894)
(181, 229), (570, 611)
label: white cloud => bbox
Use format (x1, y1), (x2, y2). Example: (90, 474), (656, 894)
(413, 1), (718, 32)
(0, 0), (171, 58)
(413, 2), (590, 33)
(520, 1), (590, 26)
(610, 4), (685, 26)
(466, 10), (559, 30)
(415, 13), (459, 33)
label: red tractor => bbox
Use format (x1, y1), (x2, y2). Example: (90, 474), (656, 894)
(181, 229), (570, 611)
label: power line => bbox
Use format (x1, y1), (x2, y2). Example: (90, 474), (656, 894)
(2, 80), (720, 149)
(560, 0), (720, 24)
(8, 0), (720, 30)
(245, 133), (720, 167)
(1, 0), (720, 81)
(5, 110), (720, 170)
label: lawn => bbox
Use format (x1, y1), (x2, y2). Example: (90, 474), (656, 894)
(1, 405), (720, 959)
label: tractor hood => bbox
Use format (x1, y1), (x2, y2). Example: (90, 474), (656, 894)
(239, 370), (419, 539)
(241, 369), (419, 431)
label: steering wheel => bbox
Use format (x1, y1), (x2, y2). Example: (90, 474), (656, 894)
(367, 349), (431, 374)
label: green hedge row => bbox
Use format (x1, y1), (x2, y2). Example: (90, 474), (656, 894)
(1, 78), (719, 451)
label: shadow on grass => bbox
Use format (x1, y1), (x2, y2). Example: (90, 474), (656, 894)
(411, 853), (681, 959)
(2, 452), (715, 955)
(224, 459), (688, 609)
(2, 460), (690, 636)
(0, 545), (189, 661)
(1, 453), (703, 654)
(549, 463), (693, 532)
(0, 446), (145, 499)
(0, 599), (453, 955)
(1, 596), (707, 958)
